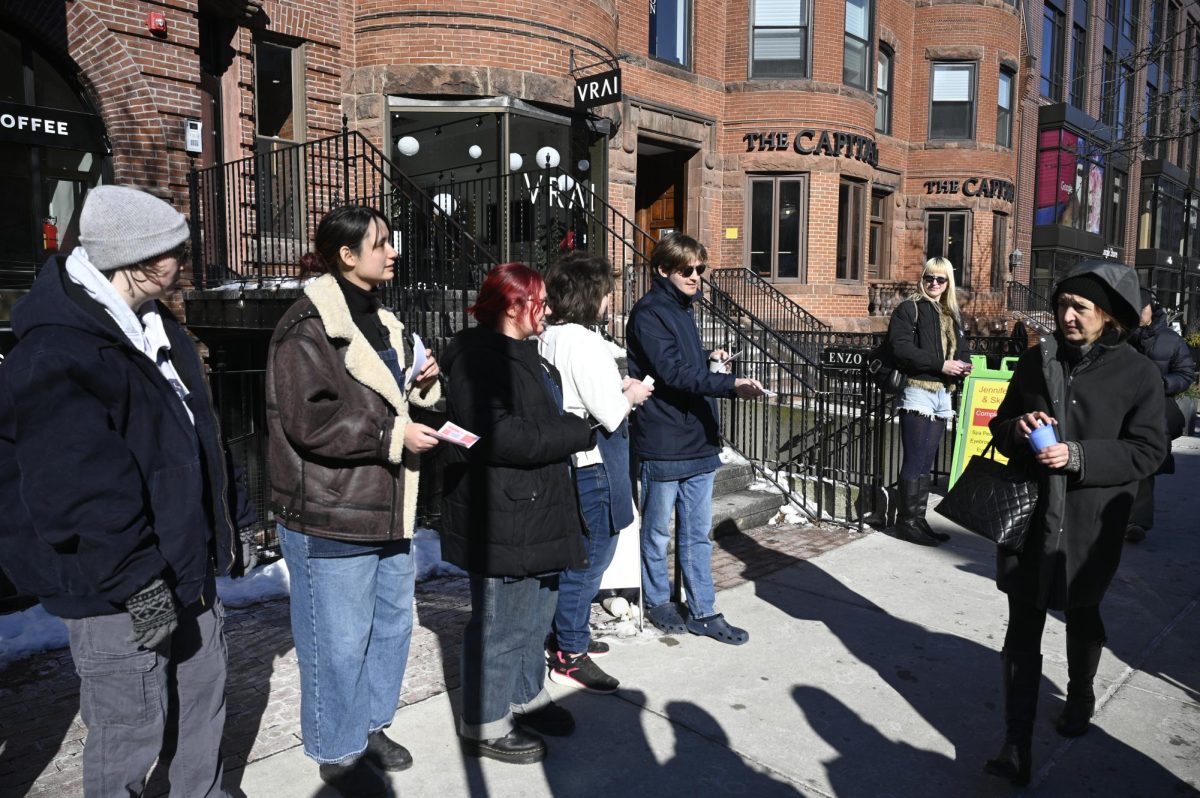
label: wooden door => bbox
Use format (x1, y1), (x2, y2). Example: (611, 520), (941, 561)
(635, 150), (689, 246)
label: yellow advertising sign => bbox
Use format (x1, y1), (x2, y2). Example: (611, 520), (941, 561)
(948, 355), (1019, 486)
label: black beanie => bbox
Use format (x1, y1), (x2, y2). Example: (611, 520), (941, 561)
(1054, 274), (1128, 326)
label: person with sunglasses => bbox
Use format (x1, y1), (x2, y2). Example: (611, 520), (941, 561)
(885, 256), (972, 547)
(626, 232), (765, 645)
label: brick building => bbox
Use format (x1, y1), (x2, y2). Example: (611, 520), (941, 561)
(0, 0), (1197, 340)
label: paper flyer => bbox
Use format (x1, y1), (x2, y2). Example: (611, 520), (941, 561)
(432, 421), (480, 449)
(406, 332), (427, 387)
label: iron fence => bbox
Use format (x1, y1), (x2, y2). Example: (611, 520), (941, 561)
(707, 268), (829, 333)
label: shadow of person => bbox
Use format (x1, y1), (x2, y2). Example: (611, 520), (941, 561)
(0, 648), (81, 796)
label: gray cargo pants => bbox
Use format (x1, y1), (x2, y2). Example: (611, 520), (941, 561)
(64, 600), (229, 798)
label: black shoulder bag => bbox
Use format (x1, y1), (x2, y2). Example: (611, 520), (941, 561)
(867, 300), (915, 396)
(935, 441), (1038, 552)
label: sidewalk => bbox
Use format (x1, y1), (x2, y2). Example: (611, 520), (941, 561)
(3, 441), (1199, 796)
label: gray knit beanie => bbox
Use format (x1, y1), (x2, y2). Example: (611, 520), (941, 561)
(79, 186), (190, 272)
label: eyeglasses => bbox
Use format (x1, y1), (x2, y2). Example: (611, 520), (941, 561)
(678, 264), (707, 278)
(923, 275), (948, 285)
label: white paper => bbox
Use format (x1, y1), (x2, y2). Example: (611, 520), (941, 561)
(431, 421), (480, 448)
(406, 332), (427, 387)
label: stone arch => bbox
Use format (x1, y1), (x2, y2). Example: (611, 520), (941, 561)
(66, 3), (172, 194)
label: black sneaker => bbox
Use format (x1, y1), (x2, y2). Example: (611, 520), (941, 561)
(548, 650), (619, 694)
(545, 632), (609, 659)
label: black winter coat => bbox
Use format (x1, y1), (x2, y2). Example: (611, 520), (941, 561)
(626, 276), (737, 461)
(0, 257), (250, 618)
(886, 296), (969, 383)
(1129, 309), (1197, 397)
(440, 326), (594, 577)
(991, 261), (1167, 613)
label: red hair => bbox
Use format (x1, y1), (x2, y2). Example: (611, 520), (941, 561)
(468, 262), (545, 331)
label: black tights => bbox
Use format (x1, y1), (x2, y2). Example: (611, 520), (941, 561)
(899, 410), (946, 481)
(1004, 595), (1106, 654)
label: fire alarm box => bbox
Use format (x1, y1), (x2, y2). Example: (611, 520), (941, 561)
(147, 12), (167, 35)
(185, 119), (203, 154)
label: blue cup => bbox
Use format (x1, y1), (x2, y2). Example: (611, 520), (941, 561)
(1029, 423), (1058, 452)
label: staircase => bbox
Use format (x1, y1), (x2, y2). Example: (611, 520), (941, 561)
(710, 460), (787, 537)
(1007, 280), (1054, 334)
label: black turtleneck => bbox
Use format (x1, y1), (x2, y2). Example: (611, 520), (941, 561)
(334, 270), (390, 351)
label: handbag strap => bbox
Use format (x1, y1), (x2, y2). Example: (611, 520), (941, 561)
(981, 440), (997, 459)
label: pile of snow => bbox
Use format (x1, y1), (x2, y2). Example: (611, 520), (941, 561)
(0, 529), (468, 665)
(718, 445), (749, 465)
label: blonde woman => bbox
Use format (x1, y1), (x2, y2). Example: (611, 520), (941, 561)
(885, 257), (972, 546)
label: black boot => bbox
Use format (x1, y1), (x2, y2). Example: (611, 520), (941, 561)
(889, 479), (941, 546)
(984, 649), (1042, 787)
(915, 474), (950, 542)
(1056, 636), (1103, 737)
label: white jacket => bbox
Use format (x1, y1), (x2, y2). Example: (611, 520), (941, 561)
(538, 323), (629, 467)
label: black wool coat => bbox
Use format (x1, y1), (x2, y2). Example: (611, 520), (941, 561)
(440, 326), (594, 577)
(1129, 309), (1197, 397)
(990, 333), (1167, 610)
(886, 296), (970, 383)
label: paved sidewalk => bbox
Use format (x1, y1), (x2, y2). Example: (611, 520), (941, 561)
(4, 441), (1199, 796)
(0, 517), (852, 797)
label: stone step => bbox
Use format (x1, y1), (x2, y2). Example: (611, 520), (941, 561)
(709, 488), (786, 538)
(712, 461), (754, 497)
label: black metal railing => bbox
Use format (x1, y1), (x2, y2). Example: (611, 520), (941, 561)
(187, 122), (500, 344)
(707, 268), (829, 333)
(1006, 280), (1055, 333)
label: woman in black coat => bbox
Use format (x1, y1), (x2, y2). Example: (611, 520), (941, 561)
(984, 260), (1167, 786)
(885, 257), (972, 546)
(440, 262), (594, 765)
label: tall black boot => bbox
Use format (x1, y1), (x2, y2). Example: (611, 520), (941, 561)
(890, 479), (941, 547)
(1056, 636), (1103, 737)
(915, 474), (950, 542)
(984, 649), (1042, 787)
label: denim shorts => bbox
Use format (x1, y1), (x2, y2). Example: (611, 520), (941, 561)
(899, 385), (955, 420)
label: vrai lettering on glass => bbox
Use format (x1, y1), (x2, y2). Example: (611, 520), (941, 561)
(742, 129), (879, 169)
(923, 177), (1015, 203)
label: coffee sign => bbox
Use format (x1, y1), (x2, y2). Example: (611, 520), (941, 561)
(743, 129), (879, 168)
(0, 101), (108, 151)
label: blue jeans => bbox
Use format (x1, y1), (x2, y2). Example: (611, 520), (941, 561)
(278, 525), (416, 764)
(639, 464), (717, 619)
(554, 463), (621, 653)
(459, 574), (558, 741)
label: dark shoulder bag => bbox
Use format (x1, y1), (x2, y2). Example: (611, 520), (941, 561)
(867, 299), (916, 396)
(935, 441), (1038, 552)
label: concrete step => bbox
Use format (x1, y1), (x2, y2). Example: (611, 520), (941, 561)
(712, 461), (754, 498)
(709, 488), (785, 538)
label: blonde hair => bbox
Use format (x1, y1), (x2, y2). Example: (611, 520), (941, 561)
(917, 257), (961, 321)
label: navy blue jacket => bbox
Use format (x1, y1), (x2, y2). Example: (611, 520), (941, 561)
(0, 257), (244, 618)
(625, 276), (736, 461)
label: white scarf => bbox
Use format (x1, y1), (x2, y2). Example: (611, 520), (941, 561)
(64, 247), (195, 425)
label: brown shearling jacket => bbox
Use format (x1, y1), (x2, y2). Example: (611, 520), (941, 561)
(266, 274), (441, 542)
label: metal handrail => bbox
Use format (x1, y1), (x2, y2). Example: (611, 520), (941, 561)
(706, 267), (829, 332)
(1006, 280), (1055, 333)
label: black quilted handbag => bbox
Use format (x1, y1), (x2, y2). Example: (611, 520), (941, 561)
(935, 442), (1038, 552)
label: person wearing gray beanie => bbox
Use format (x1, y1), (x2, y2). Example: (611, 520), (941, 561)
(79, 185), (191, 272)
(0, 183), (256, 797)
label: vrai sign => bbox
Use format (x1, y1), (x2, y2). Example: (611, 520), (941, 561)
(924, 177), (1015, 203)
(574, 68), (621, 109)
(743, 129), (879, 169)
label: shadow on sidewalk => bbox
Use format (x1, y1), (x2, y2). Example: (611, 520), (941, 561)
(719, 527), (1195, 793)
(0, 651), (80, 796)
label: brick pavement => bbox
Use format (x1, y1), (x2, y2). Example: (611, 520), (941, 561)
(0, 522), (862, 797)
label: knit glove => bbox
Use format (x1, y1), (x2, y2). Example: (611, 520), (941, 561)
(124, 578), (179, 650)
(232, 526), (259, 578)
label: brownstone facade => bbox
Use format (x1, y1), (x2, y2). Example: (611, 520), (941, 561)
(3, 0), (1198, 336)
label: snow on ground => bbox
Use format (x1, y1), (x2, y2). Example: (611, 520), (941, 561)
(718, 445), (749, 465)
(0, 528), (467, 665)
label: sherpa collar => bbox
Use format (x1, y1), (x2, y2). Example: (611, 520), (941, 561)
(304, 273), (408, 415)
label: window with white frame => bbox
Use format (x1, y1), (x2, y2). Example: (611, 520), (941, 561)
(929, 63), (976, 140)
(751, 0), (810, 78)
(844, 0), (872, 90)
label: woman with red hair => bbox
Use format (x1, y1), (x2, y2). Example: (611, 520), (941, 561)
(440, 263), (595, 764)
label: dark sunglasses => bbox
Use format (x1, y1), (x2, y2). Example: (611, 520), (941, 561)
(923, 275), (948, 285)
(677, 264), (707, 278)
